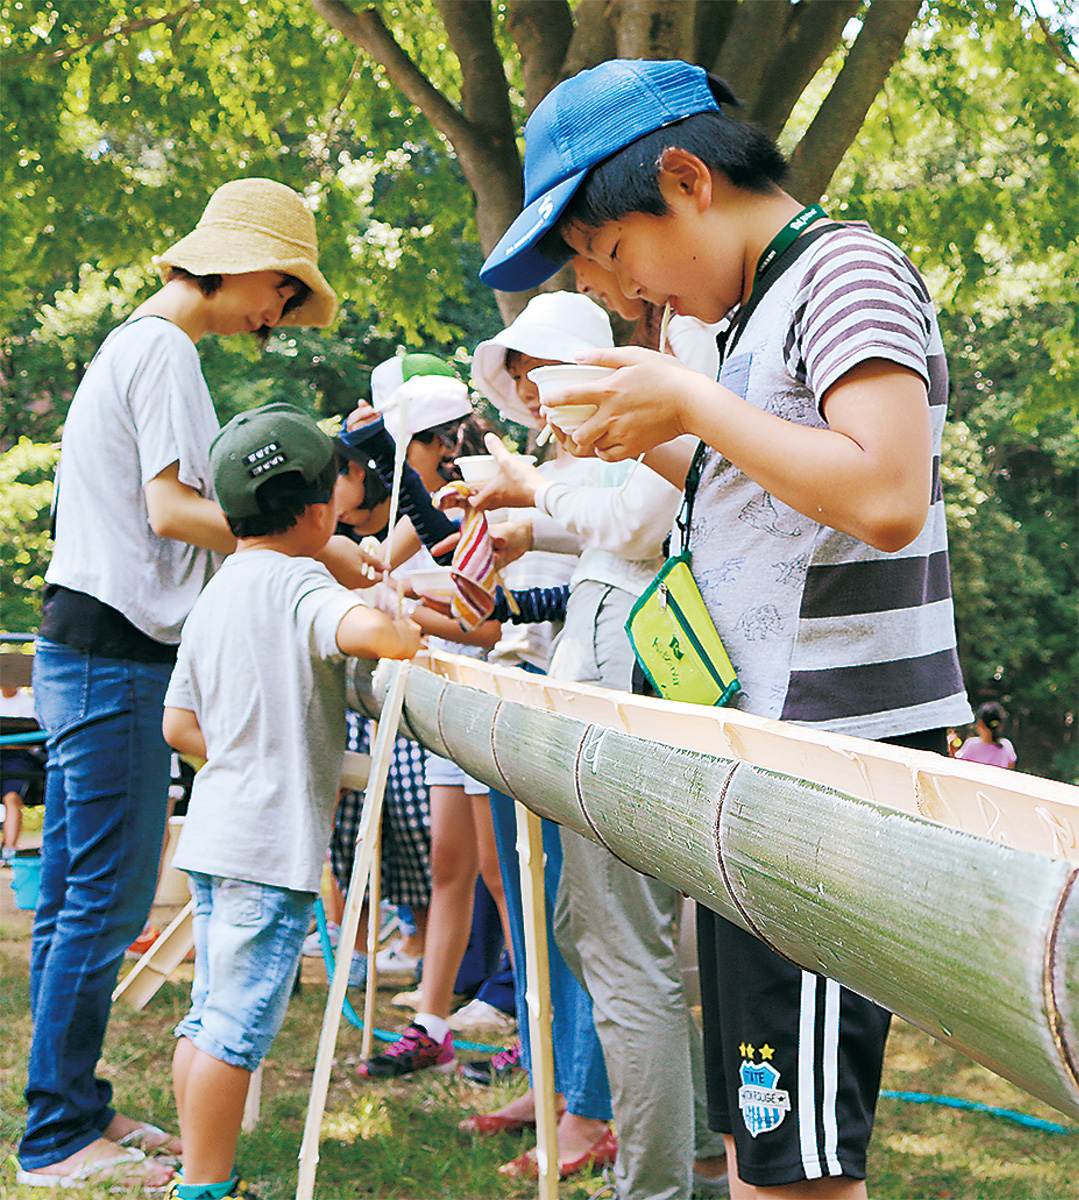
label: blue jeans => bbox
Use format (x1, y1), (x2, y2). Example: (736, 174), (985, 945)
(20, 640), (173, 1169)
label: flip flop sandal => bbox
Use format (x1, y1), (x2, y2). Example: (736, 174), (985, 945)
(117, 1123), (183, 1164)
(16, 1146), (173, 1190)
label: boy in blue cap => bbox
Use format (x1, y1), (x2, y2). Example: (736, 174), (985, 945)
(482, 59), (971, 1199)
(162, 404), (419, 1200)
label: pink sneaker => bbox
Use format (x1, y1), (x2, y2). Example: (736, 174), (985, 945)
(357, 1023), (455, 1079)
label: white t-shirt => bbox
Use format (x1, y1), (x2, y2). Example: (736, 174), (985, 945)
(46, 316), (224, 644)
(165, 550), (362, 892)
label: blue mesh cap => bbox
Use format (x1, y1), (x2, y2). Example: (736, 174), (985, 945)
(480, 59), (720, 292)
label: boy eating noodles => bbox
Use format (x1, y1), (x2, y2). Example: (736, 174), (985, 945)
(163, 403), (419, 1200)
(481, 59), (971, 1199)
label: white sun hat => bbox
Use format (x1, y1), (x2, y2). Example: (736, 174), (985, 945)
(470, 292), (613, 428)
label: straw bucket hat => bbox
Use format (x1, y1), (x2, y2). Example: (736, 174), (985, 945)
(154, 178), (338, 327)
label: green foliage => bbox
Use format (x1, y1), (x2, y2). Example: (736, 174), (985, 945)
(0, 438), (58, 634)
(0, 0), (500, 367)
(827, 1), (1078, 425)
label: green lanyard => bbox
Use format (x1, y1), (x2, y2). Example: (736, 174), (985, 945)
(752, 203), (826, 284)
(675, 203), (828, 554)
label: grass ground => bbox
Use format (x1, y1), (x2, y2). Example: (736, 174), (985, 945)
(1, 889), (1076, 1200)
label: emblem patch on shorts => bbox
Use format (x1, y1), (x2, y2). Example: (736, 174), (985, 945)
(738, 1048), (791, 1137)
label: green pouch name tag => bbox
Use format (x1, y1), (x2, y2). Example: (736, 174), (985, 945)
(625, 553), (740, 707)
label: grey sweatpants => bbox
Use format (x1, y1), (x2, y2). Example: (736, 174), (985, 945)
(549, 581), (725, 1200)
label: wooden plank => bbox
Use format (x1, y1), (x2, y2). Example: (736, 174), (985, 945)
(428, 652), (1079, 865)
(112, 902), (194, 1010)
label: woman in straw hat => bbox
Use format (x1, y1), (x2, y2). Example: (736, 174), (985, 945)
(17, 179), (339, 1190)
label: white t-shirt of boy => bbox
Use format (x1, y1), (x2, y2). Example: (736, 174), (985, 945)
(689, 224), (971, 739)
(166, 550), (363, 893)
(46, 316), (224, 644)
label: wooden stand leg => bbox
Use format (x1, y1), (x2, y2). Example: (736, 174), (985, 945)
(515, 800), (559, 1200)
(361, 740), (382, 1061)
(295, 664), (408, 1200)
(242, 1064), (262, 1132)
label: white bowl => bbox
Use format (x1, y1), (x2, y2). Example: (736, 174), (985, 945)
(456, 453), (536, 484)
(409, 567), (456, 604)
(528, 364), (612, 431)
(541, 403), (598, 433)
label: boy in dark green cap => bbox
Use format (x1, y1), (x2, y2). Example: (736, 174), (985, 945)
(162, 404), (419, 1200)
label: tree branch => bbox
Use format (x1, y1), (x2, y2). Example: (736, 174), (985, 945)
(789, 0), (921, 201)
(694, 0), (740, 69)
(3, 2), (198, 65)
(505, 0), (574, 112)
(748, 0), (863, 136)
(308, 0), (475, 151)
(710, 0), (791, 106)
(1020, 0), (1079, 75)
(561, 0), (617, 80)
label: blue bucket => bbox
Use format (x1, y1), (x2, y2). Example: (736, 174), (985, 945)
(10, 853), (42, 910)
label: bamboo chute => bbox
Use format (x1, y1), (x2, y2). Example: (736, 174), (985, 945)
(348, 650), (1079, 1121)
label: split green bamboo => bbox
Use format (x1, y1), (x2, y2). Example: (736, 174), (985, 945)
(348, 655), (1079, 1120)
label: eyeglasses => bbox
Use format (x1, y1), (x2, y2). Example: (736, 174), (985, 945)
(413, 420), (464, 450)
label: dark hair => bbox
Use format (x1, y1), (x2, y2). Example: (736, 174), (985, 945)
(337, 453), (391, 509)
(226, 459), (337, 538)
(539, 75), (788, 263)
(167, 267), (311, 343)
(976, 702), (1008, 743)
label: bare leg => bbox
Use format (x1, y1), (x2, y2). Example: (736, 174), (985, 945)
(2, 790), (23, 851)
(726, 1135), (867, 1200)
(417, 786), (478, 1020)
(173, 1036), (250, 1186)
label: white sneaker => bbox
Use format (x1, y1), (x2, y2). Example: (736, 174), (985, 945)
(302, 921), (340, 957)
(375, 940), (423, 975)
(447, 998), (517, 1036)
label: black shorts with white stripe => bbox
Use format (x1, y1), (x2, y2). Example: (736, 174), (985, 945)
(697, 911), (891, 1186)
(697, 728), (944, 1187)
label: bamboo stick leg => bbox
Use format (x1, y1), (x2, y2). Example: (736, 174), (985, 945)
(515, 800), (559, 1200)
(295, 664), (409, 1200)
(241, 1064), (262, 1132)
(361, 801), (382, 1061)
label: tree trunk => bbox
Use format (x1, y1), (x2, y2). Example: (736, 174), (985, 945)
(608, 0), (695, 59)
(307, 0), (923, 318)
(788, 0), (922, 201)
(746, 0), (863, 137)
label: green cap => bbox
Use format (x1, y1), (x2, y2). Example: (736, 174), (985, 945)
(210, 403), (335, 519)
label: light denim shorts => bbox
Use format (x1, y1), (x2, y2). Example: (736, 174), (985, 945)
(423, 751), (487, 795)
(176, 873), (314, 1071)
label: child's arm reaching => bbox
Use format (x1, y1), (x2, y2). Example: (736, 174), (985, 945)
(336, 606), (422, 661)
(163, 706), (207, 760)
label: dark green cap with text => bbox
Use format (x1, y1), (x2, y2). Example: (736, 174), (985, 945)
(210, 403), (335, 519)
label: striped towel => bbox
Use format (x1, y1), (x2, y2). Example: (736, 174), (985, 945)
(445, 482), (497, 629)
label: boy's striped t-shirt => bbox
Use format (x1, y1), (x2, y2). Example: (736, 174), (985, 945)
(690, 225), (971, 738)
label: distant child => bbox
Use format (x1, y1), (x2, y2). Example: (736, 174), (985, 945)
(481, 59), (972, 1200)
(162, 403), (419, 1200)
(956, 702), (1017, 769)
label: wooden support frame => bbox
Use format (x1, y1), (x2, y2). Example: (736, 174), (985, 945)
(295, 662), (408, 1200)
